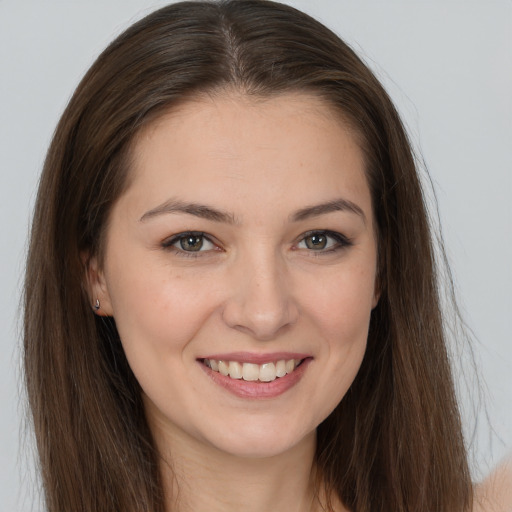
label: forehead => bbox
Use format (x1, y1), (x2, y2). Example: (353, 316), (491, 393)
(122, 91), (371, 222)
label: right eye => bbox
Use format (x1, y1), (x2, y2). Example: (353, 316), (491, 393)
(162, 231), (217, 255)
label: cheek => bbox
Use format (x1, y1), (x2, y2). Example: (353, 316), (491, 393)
(301, 260), (375, 395)
(104, 262), (225, 419)
(105, 258), (220, 362)
(304, 261), (376, 342)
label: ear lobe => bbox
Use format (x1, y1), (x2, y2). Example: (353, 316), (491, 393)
(371, 273), (382, 309)
(371, 290), (380, 309)
(83, 253), (114, 316)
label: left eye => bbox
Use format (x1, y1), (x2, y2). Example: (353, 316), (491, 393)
(296, 231), (348, 251)
(164, 232), (216, 253)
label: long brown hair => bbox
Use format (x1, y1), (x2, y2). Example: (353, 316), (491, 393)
(24, 1), (472, 510)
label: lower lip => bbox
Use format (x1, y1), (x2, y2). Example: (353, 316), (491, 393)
(198, 358), (312, 399)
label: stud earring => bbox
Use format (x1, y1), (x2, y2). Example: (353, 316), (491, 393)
(94, 299), (100, 310)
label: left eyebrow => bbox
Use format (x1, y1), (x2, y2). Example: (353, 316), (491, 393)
(291, 198), (366, 224)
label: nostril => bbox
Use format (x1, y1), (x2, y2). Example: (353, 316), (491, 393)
(221, 301), (298, 341)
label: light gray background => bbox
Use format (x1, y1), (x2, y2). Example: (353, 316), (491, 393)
(1, 1), (510, 510)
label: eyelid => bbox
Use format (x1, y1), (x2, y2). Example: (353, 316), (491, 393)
(161, 231), (220, 255)
(161, 229), (352, 258)
(294, 229), (352, 253)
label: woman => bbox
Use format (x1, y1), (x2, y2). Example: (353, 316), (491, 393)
(23, 1), (485, 510)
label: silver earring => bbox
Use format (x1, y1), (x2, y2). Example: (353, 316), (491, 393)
(94, 299), (100, 310)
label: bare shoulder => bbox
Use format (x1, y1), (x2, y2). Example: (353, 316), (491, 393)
(473, 457), (512, 512)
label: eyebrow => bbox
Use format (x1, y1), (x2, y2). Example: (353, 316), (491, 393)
(139, 198), (237, 224)
(291, 198), (366, 224)
(139, 197), (366, 224)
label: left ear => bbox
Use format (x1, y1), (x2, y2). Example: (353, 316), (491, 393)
(83, 253), (114, 316)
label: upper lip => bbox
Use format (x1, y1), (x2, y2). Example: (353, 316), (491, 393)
(198, 351), (311, 365)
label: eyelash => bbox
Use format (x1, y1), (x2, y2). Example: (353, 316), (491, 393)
(161, 230), (353, 258)
(161, 231), (217, 259)
(295, 230), (353, 255)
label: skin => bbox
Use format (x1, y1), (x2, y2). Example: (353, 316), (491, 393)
(474, 458), (512, 512)
(88, 92), (379, 512)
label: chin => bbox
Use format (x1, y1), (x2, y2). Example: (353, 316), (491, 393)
(200, 420), (316, 460)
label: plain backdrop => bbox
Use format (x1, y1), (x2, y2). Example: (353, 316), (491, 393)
(1, 1), (510, 510)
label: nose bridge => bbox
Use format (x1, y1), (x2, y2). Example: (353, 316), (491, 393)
(222, 244), (297, 340)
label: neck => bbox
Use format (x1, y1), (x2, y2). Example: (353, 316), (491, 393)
(150, 419), (328, 512)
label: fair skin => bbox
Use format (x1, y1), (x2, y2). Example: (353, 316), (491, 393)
(474, 458), (512, 512)
(88, 92), (379, 512)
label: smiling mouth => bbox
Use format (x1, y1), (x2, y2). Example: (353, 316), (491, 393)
(201, 358), (304, 383)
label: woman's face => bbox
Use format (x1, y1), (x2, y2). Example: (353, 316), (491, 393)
(90, 92), (379, 458)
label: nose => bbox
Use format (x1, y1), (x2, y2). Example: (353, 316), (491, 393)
(221, 250), (299, 341)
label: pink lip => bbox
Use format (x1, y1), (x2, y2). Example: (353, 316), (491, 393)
(197, 356), (312, 399)
(198, 351), (310, 365)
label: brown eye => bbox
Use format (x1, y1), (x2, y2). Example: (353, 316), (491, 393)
(304, 233), (327, 250)
(162, 232), (216, 254)
(296, 230), (352, 253)
(179, 234), (204, 251)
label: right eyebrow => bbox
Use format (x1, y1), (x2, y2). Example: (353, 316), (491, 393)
(139, 198), (238, 224)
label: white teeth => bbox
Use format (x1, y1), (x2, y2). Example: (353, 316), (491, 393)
(259, 362), (276, 382)
(228, 361), (243, 379)
(242, 363), (260, 381)
(204, 357), (303, 382)
(285, 359), (295, 374)
(218, 360), (229, 376)
(276, 360), (286, 378)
